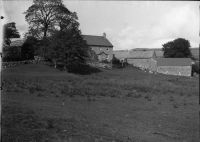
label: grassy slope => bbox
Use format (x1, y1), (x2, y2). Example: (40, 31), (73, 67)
(1, 64), (199, 142)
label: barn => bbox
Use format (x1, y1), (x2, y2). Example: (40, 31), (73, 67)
(152, 58), (193, 76)
(82, 33), (113, 62)
(126, 50), (157, 70)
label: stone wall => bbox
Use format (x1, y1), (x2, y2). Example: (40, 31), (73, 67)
(1, 59), (49, 69)
(1, 60), (35, 69)
(157, 66), (192, 76)
(127, 58), (152, 70)
(87, 61), (112, 69)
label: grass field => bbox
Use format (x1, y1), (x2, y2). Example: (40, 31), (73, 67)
(1, 64), (199, 142)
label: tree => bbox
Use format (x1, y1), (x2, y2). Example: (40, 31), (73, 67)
(3, 22), (20, 45)
(47, 28), (89, 71)
(24, 0), (71, 39)
(162, 38), (192, 58)
(21, 36), (38, 60)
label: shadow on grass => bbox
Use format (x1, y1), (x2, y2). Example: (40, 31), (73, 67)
(67, 64), (102, 75)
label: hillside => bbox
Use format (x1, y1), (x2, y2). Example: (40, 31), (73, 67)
(1, 64), (199, 142)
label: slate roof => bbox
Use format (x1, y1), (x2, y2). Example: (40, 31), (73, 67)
(10, 38), (25, 47)
(82, 35), (113, 47)
(155, 58), (192, 66)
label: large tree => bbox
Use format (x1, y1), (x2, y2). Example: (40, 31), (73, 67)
(3, 22), (20, 45)
(24, 0), (71, 39)
(46, 27), (89, 70)
(162, 38), (192, 58)
(21, 36), (38, 60)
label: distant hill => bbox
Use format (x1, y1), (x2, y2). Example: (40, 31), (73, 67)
(114, 47), (199, 60)
(190, 48), (199, 60)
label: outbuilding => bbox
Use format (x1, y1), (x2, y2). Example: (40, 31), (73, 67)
(153, 58), (193, 76)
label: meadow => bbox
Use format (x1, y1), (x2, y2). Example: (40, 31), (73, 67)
(1, 64), (199, 142)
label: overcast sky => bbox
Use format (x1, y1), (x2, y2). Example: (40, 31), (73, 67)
(0, 0), (199, 50)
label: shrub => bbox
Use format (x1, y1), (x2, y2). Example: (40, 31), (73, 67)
(2, 46), (22, 61)
(112, 55), (121, 65)
(21, 36), (38, 60)
(112, 55), (123, 68)
(192, 61), (199, 74)
(67, 63), (101, 75)
(101, 59), (110, 64)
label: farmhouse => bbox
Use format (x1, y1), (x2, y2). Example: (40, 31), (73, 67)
(82, 33), (113, 62)
(152, 58), (193, 76)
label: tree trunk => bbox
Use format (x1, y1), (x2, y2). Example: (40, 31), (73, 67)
(54, 61), (57, 69)
(43, 29), (47, 38)
(43, 23), (48, 38)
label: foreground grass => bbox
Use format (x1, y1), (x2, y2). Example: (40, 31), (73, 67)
(1, 64), (199, 142)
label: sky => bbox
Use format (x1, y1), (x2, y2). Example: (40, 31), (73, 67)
(0, 0), (199, 50)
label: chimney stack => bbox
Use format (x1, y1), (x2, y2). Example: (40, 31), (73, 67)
(103, 32), (106, 38)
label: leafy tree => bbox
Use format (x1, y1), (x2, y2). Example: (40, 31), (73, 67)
(162, 38), (192, 58)
(21, 36), (38, 60)
(3, 22), (20, 45)
(47, 28), (89, 71)
(24, 0), (71, 39)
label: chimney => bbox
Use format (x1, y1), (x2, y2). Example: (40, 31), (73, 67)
(103, 32), (106, 38)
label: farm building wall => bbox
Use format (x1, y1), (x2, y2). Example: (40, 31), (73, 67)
(127, 58), (152, 69)
(157, 66), (192, 76)
(90, 46), (113, 62)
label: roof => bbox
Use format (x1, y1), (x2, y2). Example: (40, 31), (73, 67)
(10, 38), (25, 47)
(127, 50), (154, 59)
(82, 35), (113, 47)
(155, 58), (192, 66)
(113, 50), (129, 59)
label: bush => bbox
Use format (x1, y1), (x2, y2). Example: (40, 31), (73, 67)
(101, 59), (110, 64)
(112, 55), (120, 65)
(21, 36), (38, 60)
(112, 55), (123, 68)
(67, 63), (101, 75)
(192, 61), (199, 74)
(2, 46), (22, 62)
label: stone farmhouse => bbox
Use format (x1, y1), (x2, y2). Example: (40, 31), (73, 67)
(82, 33), (113, 62)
